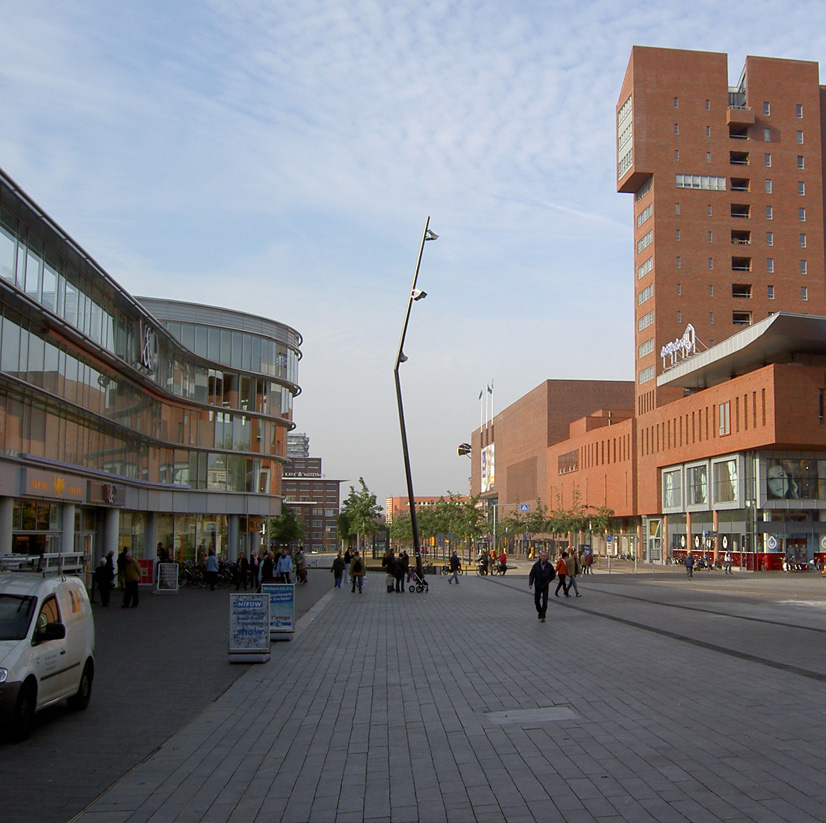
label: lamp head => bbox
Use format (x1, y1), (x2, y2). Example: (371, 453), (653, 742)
(398, 352), (408, 363)
(425, 229), (439, 241)
(412, 289), (427, 301)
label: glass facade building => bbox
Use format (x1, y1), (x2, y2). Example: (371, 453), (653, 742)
(0, 168), (301, 562)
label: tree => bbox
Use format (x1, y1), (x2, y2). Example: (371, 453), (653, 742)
(338, 478), (383, 551)
(270, 505), (304, 548)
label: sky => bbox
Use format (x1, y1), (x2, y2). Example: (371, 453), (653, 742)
(3, 0), (826, 508)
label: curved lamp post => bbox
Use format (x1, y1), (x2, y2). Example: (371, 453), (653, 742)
(394, 216), (438, 581)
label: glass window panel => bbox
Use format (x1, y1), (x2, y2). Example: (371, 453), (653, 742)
(41, 260), (57, 312)
(663, 470), (681, 508)
(713, 460), (737, 502)
(195, 326), (207, 356)
(0, 223), (16, 282)
(24, 249), (41, 300)
(687, 464), (708, 505)
(181, 323), (195, 351)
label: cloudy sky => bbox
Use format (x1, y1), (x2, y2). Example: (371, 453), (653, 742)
(2, 0), (826, 507)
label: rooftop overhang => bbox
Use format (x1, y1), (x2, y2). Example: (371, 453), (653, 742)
(657, 313), (826, 391)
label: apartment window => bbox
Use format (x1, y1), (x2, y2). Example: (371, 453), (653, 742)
(674, 97), (679, 108)
(764, 153), (771, 167)
(675, 150), (680, 161)
(675, 229), (680, 241)
(708, 205), (713, 217)
(708, 231), (713, 242)
(800, 260), (808, 275)
(798, 155), (805, 170)
(766, 231), (774, 246)
(768, 285), (775, 299)
(639, 365), (655, 384)
(676, 256), (681, 269)
(767, 258), (774, 273)
(637, 204), (653, 227)
(796, 103), (803, 118)
(638, 338), (654, 358)
(799, 207), (806, 222)
(708, 258), (713, 270)
(676, 311), (682, 324)
(709, 312), (714, 324)
(719, 402), (730, 435)
(637, 230), (653, 253)
(800, 234), (807, 248)
(799, 181), (806, 196)
(802, 286), (808, 301)
(705, 99), (710, 111)
(765, 179), (773, 194)
(797, 130), (804, 144)
(732, 311), (752, 326)
(706, 126), (711, 137)
(763, 101), (771, 116)
(635, 177), (652, 201)
(706, 152), (711, 163)
(766, 205), (773, 220)
(675, 202), (680, 214)
(638, 311), (654, 331)
(675, 174), (726, 190)
(676, 283), (681, 295)
(674, 123), (679, 134)
(763, 127), (771, 141)
(638, 284), (653, 305)
(708, 285), (714, 297)
(637, 256), (653, 279)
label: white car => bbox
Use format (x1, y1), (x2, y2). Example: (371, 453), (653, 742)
(0, 572), (95, 740)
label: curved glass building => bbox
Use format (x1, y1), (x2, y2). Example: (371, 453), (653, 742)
(0, 168), (301, 562)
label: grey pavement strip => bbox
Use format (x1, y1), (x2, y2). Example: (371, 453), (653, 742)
(485, 707), (579, 725)
(73, 574), (826, 823)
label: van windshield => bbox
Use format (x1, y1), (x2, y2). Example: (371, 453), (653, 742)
(0, 595), (37, 640)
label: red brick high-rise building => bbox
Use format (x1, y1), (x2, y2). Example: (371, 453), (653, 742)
(618, 47), (825, 413)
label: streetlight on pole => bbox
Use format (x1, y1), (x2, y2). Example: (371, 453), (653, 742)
(394, 216), (438, 582)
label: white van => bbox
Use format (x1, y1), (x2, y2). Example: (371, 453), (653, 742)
(0, 566), (95, 740)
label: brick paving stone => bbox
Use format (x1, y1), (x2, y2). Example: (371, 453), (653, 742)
(69, 572), (826, 823)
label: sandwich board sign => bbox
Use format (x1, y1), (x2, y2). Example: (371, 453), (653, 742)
(261, 582), (295, 641)
(228, 592), (270, 663)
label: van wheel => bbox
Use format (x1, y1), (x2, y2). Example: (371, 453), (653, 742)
(68, 660), (94, 711)
(10, 681), (36, 741)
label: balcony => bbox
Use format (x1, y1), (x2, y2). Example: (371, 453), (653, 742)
(726, 106), (755, 126)
(730, 151), (749, 166)
(731, 177), (750, 192)
(731, 204), (750, 219)
(731, 257), (752, 272)
(732, 283), (753, 299)
(731, 230), (751, 245)
(732, 311), (753, 326)
(729, 123), (750, 140)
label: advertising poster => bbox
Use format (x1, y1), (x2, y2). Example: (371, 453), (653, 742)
(154, 562), (179, 594)
(137, 559), (155, 585)
(228, 593), (271, 663)
(261, 582), (295, 640)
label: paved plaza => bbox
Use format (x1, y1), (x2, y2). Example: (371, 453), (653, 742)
(65, 565), (826, 823)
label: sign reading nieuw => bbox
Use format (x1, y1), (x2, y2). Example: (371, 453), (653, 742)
(24, 469), (84, 501)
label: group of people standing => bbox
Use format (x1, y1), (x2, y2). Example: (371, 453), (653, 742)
(330, 549), (366, 592)
(234, 547), (309, 590)
(528, 549), (583, 622)
(93, 547), (141, 608)
(381, 549), (410, 593)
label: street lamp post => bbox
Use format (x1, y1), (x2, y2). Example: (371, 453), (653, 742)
(394, 216), (438, 582)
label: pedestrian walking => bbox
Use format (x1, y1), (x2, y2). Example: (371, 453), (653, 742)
(248, 551), (260, 589)
(275, 549), (293, 583)
(205, 548), (219, 590)
(723, 550), (733, 574)
(294, 547), (307, 584)
(260, 551), (275, 586)
(448, 550), (461, 585)
(116, 546), (128, 590)
(350, 550), (366, 593)
(121, 551), (141, 608)
(343, 548), (351, 584)
(528, 551), (556, 621)
(94, 558), (113, 606)
(235, 553), (249, 590)
(566, 550), (582, 597)
(555, 551), (568, 598)
(685, 550), (694, 579)
(400, 550), (410, 582)
(583, 551), (593, 575)
(382, 549), (396, 593)
(331, 552), (345, 588)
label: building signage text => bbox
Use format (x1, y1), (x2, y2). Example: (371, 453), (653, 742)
(660, 324), (697, 369)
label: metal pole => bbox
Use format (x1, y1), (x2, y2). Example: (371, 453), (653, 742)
(394, 217), (433, 583)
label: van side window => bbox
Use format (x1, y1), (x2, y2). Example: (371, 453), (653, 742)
(34, 596), (60, 641)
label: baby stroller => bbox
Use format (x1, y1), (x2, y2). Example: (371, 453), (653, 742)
(408, 570), (429, 593)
